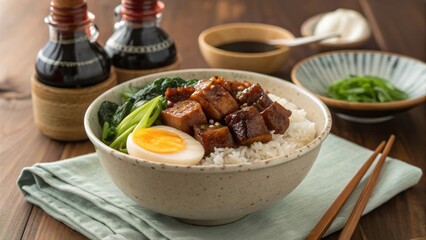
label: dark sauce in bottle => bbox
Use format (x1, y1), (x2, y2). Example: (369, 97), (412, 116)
(35, 32), (111, 88)
(105, 0), (177, 71)
(106, 24), (176, 70)
(216, 41), (277, 53)
(35, 0), (111, 88)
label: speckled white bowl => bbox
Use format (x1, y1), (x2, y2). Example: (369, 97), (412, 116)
(84, 69), (331, 225)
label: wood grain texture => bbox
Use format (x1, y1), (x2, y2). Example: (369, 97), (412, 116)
(22, 207), (88, 240)
(0, 99), (65, 240)
(0, 0), (424, 239)
(359, 0), (426, 61)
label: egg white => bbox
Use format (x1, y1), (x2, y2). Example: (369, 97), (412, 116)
(127, 125), (205, 165)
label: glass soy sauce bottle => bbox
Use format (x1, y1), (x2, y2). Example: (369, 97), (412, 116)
(105, 0), (177, 70)
(35, 0), (111, 88)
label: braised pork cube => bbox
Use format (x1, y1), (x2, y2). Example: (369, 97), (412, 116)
(211, 76), (252, 98)
(253, 94), (274, 111)
(165, 86), (195, 103)
(260, 102), (292, 134)
(160, 100), (207, 134)
(236, 83), (273, 111)
(194, 124), (236, 154)
(190, 80), (239, 121)
(225, 106), (272, 146)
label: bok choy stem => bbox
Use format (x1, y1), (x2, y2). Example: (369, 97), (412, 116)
(108, 95), (163, 152)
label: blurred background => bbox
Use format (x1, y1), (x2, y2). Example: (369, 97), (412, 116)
(0, 0), (424, 95)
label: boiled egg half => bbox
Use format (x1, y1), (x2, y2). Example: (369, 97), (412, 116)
(127, 125), (205, 165)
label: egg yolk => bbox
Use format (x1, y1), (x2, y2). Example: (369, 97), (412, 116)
(132, 128), (185, 153)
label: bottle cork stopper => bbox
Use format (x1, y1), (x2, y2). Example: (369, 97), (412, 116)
(46, 0), (91, 30)
(52, 0), (85, 8)
(121, 0), (164, 22)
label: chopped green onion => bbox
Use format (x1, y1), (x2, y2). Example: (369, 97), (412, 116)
(325, 75), (408, 103)
(108, 95), (163, 153)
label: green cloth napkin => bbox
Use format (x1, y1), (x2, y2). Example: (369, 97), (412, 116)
(17, 134), (422, 240)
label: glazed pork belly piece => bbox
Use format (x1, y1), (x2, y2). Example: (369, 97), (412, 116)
(190, 79), (239, 121)
(235, 83), (273, 111)
(160, 100), (207, 134)
(225, 106), (272, 146)
(194, 123), (236, 154)
(260, 102), (292, 134)
(211, 76), (252, 99)
(165, 86), (195, 103)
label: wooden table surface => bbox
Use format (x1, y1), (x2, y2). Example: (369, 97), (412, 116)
(1, 0), (425, 239)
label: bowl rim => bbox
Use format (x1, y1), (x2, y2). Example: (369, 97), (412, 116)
(291, 50), (426, 111)
(300, 12), (371, 47)
(198, 22), (295, 58)
(84, 68), (332, 173)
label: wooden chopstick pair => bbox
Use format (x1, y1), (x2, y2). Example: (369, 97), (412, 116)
(307, 134), (396, 240)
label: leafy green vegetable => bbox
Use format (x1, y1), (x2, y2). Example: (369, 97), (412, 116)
(325, 75), (408, 103)
(121, 86), (140, 102)
(131, 77), (198, 103)
(97, 77), (200, 152)
(98, 101), (118, 127)
(112, 97), (136, 127)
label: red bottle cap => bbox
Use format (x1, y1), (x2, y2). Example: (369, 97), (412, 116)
(121, 0), (165, 22)
(46, 0), (93, 31)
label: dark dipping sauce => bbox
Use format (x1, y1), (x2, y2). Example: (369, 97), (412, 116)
(216, 41), (278, 53)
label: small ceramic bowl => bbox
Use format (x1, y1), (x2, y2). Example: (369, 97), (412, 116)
(300, 12), (371, 51)
(291, 50), (426, 123)
(85, 69), (331, 225)
(198, 23), (295, 74)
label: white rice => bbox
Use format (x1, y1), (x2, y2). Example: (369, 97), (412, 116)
(202, 94), (316, 165)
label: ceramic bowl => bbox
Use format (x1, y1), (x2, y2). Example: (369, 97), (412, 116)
(300, 12), (371, 51)
(291, 50), (426, 123)
(84, 69), (331, 225)
(198, 23), (295, 74)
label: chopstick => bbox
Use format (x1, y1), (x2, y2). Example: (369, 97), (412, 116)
(338, 134), (395, 239)
(307, 134), (395, 240)
(307, 140), (386, 240)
